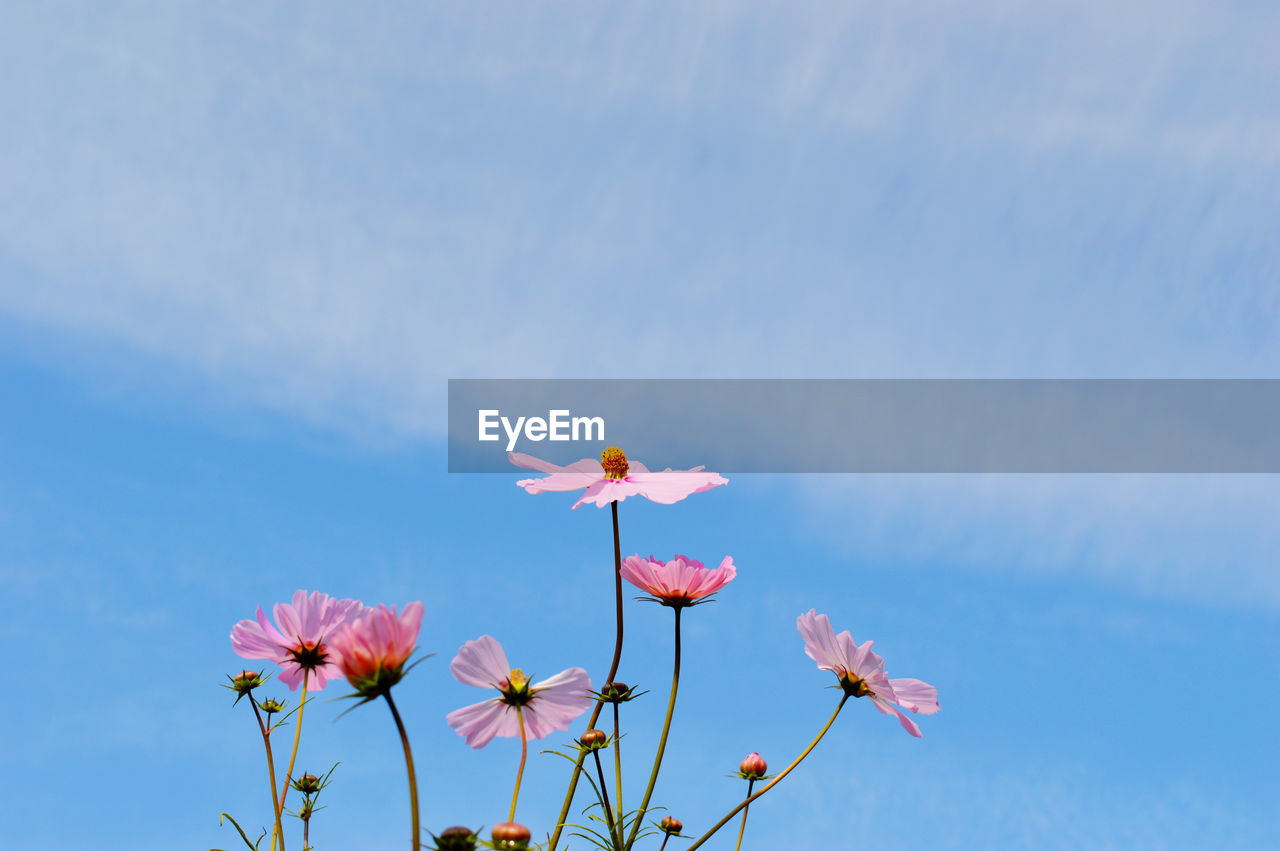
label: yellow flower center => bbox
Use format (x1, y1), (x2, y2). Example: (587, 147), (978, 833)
(500, 668), (533, 706)
(839, 670), (874, 699)
(600, 446), (629, 479)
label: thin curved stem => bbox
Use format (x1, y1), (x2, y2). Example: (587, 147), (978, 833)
(251, 699), (285, 851)
(734, 778), (756, 851)
(275, 676), (309, 849)
(686, 695), (850, 851)
(508, 705), (528, 823)
(385, 691), (420, 851)
(609, 501), (625, 677)
(624, 607), (681, 850)
(548, 503), (626, 851)
(592, 749), (621, 848)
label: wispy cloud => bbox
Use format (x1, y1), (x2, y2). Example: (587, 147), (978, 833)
(1, 3), (1276, 435)
(791, 473), (1280, 608)
(0, 2), (1276, 606)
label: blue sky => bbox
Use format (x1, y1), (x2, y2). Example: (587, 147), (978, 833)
(1, 2), (1277, 849)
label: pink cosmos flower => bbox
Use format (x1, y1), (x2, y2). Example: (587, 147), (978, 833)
(797, 609), (939, 738)
(446, 635), (592, 749)
(620, 554), (737, 608)
(510, 446), (727, 509)
(231, 590), (363, 690)
(328, 602), (425, 698)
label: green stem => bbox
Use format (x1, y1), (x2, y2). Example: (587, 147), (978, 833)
(686, 696), (850, 851)
(624, 607), (682, 850)
(592, 749), (621, 849)
(251, 699), (286, 851)
(508, 705), (528, 823)
(612, 702), (624, 838)
(275, 676), (309, 851)
(734, 778), (756, 851)
(548, 502), (626, 851)
(385, 691), (420, 851)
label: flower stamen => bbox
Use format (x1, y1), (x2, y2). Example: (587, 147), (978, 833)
(600, 446), (629, 479)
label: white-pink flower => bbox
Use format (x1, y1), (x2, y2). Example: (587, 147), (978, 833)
(231, 590), (363, 690)
(446, 635), (592, 749)
(621, 554), (736, 607)
(797, 609), (939, 738)
(510, 446), (727, 509)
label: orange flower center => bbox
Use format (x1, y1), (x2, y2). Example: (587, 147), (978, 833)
(288, 640), (329, 671)
(600, 446), (629, 479)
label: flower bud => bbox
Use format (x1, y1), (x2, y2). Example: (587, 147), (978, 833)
(659, 816), (683, 835)
(491, 822), (531, 850)
(600, 681), (635, 703)
(291, 773), (323, 795)
(225, 670), (265, 703)
(579, 728), (608, 750)
(259, 697), (286, 714)
(433, 825), (478, 851)
(739, 752), (767, 779)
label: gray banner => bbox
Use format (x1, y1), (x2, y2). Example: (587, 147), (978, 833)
(447, 379), (1280, 473)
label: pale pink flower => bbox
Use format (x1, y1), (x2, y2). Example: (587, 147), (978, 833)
(231, 590), (363, 690)
(510, 446), (727, 509)
(446, 635), (592, 749)
(797, 609), (939, 738)
(328, 602), (425, 698)
(621, 554), (736, 608)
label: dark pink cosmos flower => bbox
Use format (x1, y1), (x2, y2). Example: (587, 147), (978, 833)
(231, 590), (363, 690)
(328, 602), (425, 698)
(620, 554), (736, 608)
(446, 635), (592, 749)
(797, 609), (939, 737)
(510, 446), (727, 509)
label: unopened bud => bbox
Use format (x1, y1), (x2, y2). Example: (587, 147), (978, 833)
(259, 697), (286, 714)
(225, 670), (265, 702)
(433, 825), (478, 851)
(291, 773), (323, 794)
(739, 752), (767, 779)
(599, 681), (637, 703)
(491, 822), (531, 849)
(659, 816), (683, 835)
(580, 728), (608, 749)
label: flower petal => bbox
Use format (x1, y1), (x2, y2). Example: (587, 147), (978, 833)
(450, 635), (511, 688)
(510, 453), (604, 493)
(572, 478), (644, 509)
(797, 609), (844, 673)
(872, 697), (924, 737)
(231, 617), (285, 659)
(623, 471), (728, 504)
(446, 698), (519, 749)
(889, 678), (940, 715)
(524, 667), (592, 740)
